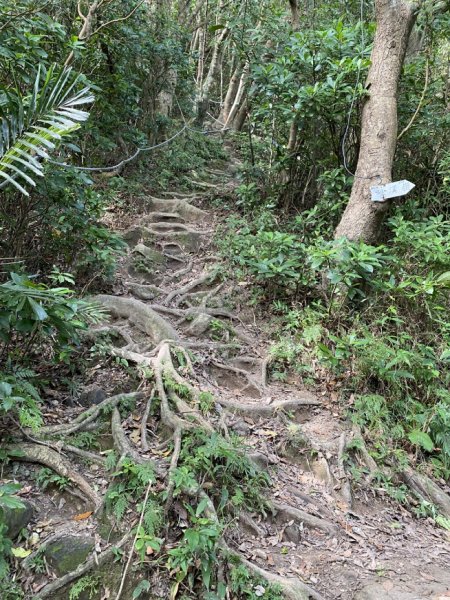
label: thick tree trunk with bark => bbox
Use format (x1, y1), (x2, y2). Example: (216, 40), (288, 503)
(334, 0), (418, 242)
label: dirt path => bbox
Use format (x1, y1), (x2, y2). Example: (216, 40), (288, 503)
(10, 167), (450, 599)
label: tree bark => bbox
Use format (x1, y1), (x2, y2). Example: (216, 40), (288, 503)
(196, 23), (229, 125)
(223, 62), (249, 129)
(217, 62), (240, 126)
(334, 0), (418, 243)
(233, 97), (248, 131)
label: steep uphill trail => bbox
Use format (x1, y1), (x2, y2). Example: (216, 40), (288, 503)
(7, 166), (450, 600)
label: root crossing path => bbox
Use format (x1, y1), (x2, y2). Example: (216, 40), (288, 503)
(13, 170), (450, 600)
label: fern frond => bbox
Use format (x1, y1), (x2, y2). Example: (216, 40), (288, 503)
(0, 65), (94, 196)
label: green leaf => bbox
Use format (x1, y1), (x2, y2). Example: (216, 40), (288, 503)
(28, 298), (48, 321)
(132, 580), (150, 599)
(408, 430), (434, 452)
(196, 497), (209, 517)
(11, 547), (32, 558)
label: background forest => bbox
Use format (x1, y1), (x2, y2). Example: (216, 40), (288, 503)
(0, 0), (450, 598)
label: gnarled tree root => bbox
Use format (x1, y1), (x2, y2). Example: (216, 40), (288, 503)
(146, 197), (208, 222)
(271, 501), (337, 535)
(165, 271), (218, 305)
(95, 294), (180, 343)
(216, 396), (319, 417)
(35, 392), (143, 437)
(7, 443), (102, 509)
(238, 556), (324, 600)
(400, 467), (450, 518)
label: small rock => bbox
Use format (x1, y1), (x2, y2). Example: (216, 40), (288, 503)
(79, 385), (106, 406)
(186, 314), (212, 336)
(2, 499), (34, 539)
(231, 419), (252, 435)
(29, 532), (40, 546)
(283, 524), (301, 544)
(44, 535), (95, 576)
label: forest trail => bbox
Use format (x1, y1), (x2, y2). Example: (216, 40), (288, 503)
(12, 162), (450, 600)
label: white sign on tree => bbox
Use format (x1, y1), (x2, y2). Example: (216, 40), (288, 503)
(370, 180), (415, 202)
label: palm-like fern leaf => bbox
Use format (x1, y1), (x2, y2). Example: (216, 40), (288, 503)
(0, 65), (94, 195)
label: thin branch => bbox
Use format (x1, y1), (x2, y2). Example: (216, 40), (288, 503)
(91, 0), (146, 37)
(398, 59), (430, 141)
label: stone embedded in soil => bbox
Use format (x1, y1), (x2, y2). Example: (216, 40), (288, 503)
(185, 313), (212, 336)
(79, 385), (107, 406)
(133, 243), (167, 264)
(1, 499), (34, 539)
(44, 534), (95, 576)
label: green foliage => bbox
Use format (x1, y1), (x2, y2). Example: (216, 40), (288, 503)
(0, 483), (24, 580)
(167, 504), (222, 593)
(0, 579), (24, 599)
(69, 575), (100, 600)
(229, 564), (284, 600)
(36, 467), (70, 491)
(178, 431), (270, 514)
(0, 65), (93, 195)
(105, 458), (156, 522)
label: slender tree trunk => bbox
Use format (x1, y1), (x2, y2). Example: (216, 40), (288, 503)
(218, 62), (240, 126)
(223, 62), (249, 129)
(233, 97), (248, 131)
(334, 0), (418, 242)
(196, 23), (229, 125)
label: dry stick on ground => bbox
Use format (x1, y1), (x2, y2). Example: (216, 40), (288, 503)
(34, 531), (133, 599)
(114, 482), (153, 600)
(7, 443), (102, 509)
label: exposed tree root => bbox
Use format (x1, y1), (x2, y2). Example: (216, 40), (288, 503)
(34, 531), (132, 599)
(216, 396), (319, 417)
(211, 360), (264, 395)
(140, 390), (154, 452)
(95, 294), (180, 343)
(126, 282), (166, 301)
(166, 259), (194, 280)
(351, 424), (379, 482)
(400, 467), (450, 518)
(164, 427), (182, 516)
(337, 432), (353, 510)
(35, 392), (143, 437)
(165, 271), (217, 305)
(7, 443), (102, 509)
(147, 197), (208, 222)
(271, 501), (337, 535)
(238, 556), (324, 600)
(184, 488), (323, 600)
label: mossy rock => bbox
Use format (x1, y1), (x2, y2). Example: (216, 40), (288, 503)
(1, 499), (34, 539)
(44, 535), (95, 576)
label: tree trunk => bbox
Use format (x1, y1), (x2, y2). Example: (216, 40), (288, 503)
(233, 97), (248, 131)
(223, 62), (249, 129)
(334, 0), (418, 243)
(218, 62), (240, 126)
(196, 24), (229, 125)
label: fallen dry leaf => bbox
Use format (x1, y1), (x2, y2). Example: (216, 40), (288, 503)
(73, 511), (93, 521)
